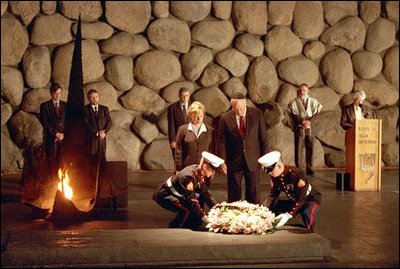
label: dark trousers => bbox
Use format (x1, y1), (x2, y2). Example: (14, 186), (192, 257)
(153, 194), (203, 228)
(227, 163), (260, 204)
(294, 128), (314, 171)
(270, 200), (320, 232)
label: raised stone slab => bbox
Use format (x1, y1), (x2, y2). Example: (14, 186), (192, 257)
(1, 227), (331, 267)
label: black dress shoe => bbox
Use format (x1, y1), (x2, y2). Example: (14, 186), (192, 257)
(306, 169), (315, 175)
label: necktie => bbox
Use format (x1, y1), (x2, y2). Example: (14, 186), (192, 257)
(239, 116), (245, 139)
(55, 102), (60, 118)
(182, 104), (188, 123)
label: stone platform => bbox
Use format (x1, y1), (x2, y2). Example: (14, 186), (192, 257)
(1, 227), (330, 267)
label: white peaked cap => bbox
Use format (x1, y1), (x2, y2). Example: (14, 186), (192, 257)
(202, 151), (224, 168)
(258, 151), (281, 167)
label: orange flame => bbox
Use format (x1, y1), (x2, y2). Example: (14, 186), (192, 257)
(57, 168), (73, 200)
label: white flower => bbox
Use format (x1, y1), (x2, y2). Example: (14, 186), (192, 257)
(206, 200), (276, 235)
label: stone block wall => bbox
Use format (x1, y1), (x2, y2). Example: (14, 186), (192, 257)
(1, 1), (399, 173)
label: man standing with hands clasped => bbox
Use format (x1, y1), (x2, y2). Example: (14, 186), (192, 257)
(40, 83), (66, 177)
(84, 89), (111, 177)
(258, 151), (322, 232)
(217, 92), (267, 204)
(288, 84), (322, 175)
(167, 87), (191, 161)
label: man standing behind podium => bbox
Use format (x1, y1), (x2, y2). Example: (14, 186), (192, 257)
(217, 92), (267, 204)
(168, 87), (191, 159)
(340, 90), (376, 130)
(40, 83), (66, 177)
(84, 89), (111, 175)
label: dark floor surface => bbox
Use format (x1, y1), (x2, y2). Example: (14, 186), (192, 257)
(1, 169), (399, 267)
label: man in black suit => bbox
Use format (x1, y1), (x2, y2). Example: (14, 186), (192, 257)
(83, 89), (112, 175)
(167, 87), (190, 159)
(39, 83), (66, 177)
(217, 92), (268, 204)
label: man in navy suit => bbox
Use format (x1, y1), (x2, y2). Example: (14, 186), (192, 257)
(167, 87), (190, 159)
(39, 83), (66, 177)
(217, 92), (268, 204)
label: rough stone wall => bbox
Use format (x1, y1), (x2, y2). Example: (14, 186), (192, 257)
(1, 1), (399, 173)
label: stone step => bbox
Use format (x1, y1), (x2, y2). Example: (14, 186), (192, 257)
(1, 227), (331, 267)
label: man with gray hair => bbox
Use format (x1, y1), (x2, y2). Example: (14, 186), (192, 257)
(340, 90), (376, 130)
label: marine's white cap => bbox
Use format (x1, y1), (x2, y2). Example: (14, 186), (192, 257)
(201, 151), (224, 169)
(258, 151), (281, 173)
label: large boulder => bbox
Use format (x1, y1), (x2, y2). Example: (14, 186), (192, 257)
(22, 46), (51, 89)
(59, 1), (102, 22)
(1, 128), (23, 173)
(232, 1), (267, 35)
(320, 16), (366, 53)
(265, 25), (303, 62)
(30, 14), (73, 45)
(147, 18), (191, 53)
(119, 85), (166, 115)
(320, 48), (353, 94)
(100, 32), (149, 57)
(215, 48), (249, 77)
(1, 66), (24, 107)
(246, 56), (279, 104)
(170, 1), (211, 22)
(8, 111), (43, 149)
(293, 1), (324, 39)
(52, 40), (104, 90)
(322, 2), (358, 25)
(351, 50), (383, 79)
(382, 46), (399, 88)
(1, 17), (29, 66)
(8, 1), (40, 25)
(104, 55), (134, 92)
(277, 56), (319, 87)
(191, 20), (235, 51)
(181, 45), (213, 81)
(365, 18), (396, 53)
(106, 127), (142, 171)
(133, 50), (181, 91)
(105, 1), (151, 34)
(268, 1), (296, 26)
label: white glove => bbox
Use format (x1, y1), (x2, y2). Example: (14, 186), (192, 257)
(274, 213), (292, 228)
(201, 215), (209, 224)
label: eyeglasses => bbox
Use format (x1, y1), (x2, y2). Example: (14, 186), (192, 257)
(263, 162), (277, 174)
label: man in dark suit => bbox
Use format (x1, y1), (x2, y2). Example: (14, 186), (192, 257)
(167, 87), (190, 159)
(39, 83), (66, 178)
(340, 90), (376, 130)
(84, 89), (112, 175)
(217, 92), (268, 204)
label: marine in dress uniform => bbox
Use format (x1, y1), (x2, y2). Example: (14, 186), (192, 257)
(258, 151), (322, 232)
(153, 152), (224, 229)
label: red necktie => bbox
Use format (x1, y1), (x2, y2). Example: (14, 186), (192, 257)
(55, 103), (60, 118)
(239, 116), (245, 139)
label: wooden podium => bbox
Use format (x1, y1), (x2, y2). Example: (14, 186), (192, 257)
(345, 119), (382, 191)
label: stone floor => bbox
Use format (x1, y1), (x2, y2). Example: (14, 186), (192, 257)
(1, 169), (399, 267)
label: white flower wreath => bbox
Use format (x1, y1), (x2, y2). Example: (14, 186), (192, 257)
(206, 200), (276, 235)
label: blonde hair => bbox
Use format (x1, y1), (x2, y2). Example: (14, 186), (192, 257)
(188, 101), (206, 116)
